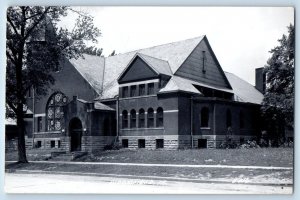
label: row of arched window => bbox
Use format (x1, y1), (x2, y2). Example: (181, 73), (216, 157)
(200, 107), (245, 129)
(122, 107), (163, 129)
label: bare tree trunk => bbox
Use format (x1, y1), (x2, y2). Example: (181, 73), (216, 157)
(16, 106), (28, 163)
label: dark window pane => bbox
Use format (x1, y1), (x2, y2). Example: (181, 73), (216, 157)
(130, 85), (136, 97)
(156, 107), (164, 127)
(201, 107), (209, 127)
(139, 84), (145, 96)
(139, 109), (145, 128)
(147, 108), (154, 128)
(122, 87), (128, 98)
(147, 83), (154, 95)
(122, 110), (128, 128)
(130, 110), (136, 128)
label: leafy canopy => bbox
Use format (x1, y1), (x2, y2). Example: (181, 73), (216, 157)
(261, 24), (294, 128)
(6, 6), (101, 116)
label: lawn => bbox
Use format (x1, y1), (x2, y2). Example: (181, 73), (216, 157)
(6, 147), (293, 167)
(80, 148), (293, 167)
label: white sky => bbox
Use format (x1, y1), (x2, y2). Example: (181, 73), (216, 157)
(60, 7), (294, 85)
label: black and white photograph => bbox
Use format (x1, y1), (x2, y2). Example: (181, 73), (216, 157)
(4, 6), (294, 194)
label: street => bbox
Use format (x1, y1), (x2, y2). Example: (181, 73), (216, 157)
(4, 172), (292, 194)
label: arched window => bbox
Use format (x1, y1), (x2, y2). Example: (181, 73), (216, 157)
(240, 111), (245, 129)
(46, 92), (68, 131)
(130, 109), (136, 128)
(226, 109), (232, 128)
(147, 108), (154, 128)
(122, 110), (128, 128)
(201, 107), (209, 127)
(156, 107), (164, 127)
(139, 109), (145, 128)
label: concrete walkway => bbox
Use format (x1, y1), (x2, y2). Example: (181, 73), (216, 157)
(6, 160), (293, 170)
(5, 172), (293, 194)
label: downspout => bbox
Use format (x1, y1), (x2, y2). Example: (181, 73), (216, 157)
(190, 96), (194, 148)
(116, 96), (119, 141)
(32, 86), (35, 148)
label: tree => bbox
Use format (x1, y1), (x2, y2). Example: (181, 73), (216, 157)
(261, 24), (294, 141)
(6, 6), (101, 163)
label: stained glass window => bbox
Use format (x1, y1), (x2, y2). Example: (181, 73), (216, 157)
(46, 92), (68, 131)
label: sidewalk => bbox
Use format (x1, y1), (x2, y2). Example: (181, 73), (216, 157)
(5, 160), (293, 170)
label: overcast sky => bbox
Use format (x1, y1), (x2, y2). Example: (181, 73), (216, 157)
(60, 7), (294, 85)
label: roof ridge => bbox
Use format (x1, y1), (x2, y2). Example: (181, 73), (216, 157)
(106, 35), (205, 59)
(137, 52), (168, 62)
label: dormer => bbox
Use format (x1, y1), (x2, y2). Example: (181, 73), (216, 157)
(117, 53), (172, 98)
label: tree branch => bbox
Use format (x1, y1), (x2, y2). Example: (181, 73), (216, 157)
(7, 15), (20, 37)
(7, 101), (17, 115)
(24, 7), (51, 40)
(6, 51), (17, 65)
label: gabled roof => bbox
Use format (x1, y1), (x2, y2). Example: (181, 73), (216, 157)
(101, 36), (205, 99)
(138, 53), (172, 76)
(159, 76), (202, 95)
(94, 101), (115, 111)
(224, 72), (263, 104)
(69, 54), (105, 95)
(117, 53), (172, 82)
(66, 36), (262, 105)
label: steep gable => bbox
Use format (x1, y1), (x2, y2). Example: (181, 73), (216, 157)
(175, 36), (232, 89)
(101, 36), (204, 99)
(118, 56), (159, 83)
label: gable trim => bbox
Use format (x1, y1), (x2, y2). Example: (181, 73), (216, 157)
(117, 53), (159, 83)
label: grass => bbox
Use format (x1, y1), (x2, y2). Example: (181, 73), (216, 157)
(5, 148), (293, 184)
(6, 147), (293, 167)
(79, 148), (293, 167)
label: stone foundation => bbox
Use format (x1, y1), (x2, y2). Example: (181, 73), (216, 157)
(18, 134), (256, 152)
(25, 136), (116, 152)
(119, 135), (192, 150)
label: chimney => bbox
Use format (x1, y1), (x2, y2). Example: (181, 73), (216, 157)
(255, 67), (266, 94)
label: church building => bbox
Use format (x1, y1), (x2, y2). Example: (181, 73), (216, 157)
(23, 35), (264, 152)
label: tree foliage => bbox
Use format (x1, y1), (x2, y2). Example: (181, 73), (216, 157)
(261, 24), (294, 137)
(6, 6), (101, 162)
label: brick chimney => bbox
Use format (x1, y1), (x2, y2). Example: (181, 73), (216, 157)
(255, 67), (266, 94)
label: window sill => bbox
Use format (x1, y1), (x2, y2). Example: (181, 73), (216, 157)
(200, 127), (211, 130)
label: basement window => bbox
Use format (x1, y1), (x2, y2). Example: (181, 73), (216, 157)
(36, 141), (42, 148)
(138, 139), (146, 148)
(51, 140), (55, 148)
(156, 139), (164, 149)
(122, 139), (128, 148)
(198, 139), (207, 148)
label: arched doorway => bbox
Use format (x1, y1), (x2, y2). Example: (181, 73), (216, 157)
(69, 118), (82, 152)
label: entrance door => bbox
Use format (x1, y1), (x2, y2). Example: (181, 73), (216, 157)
(69, 118), (82, 152)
